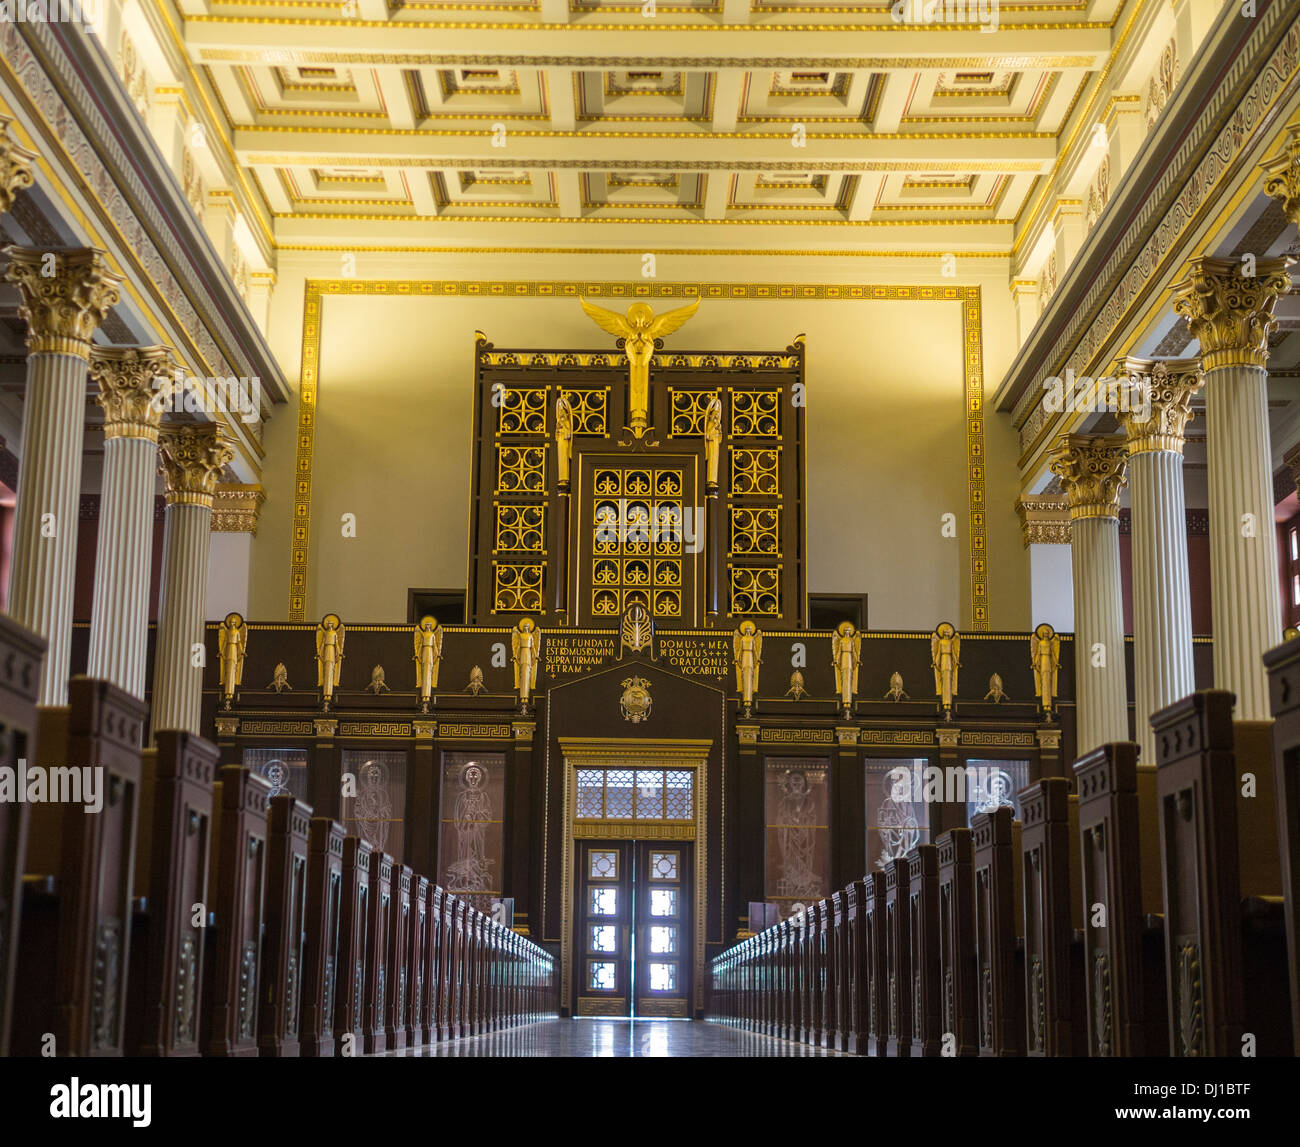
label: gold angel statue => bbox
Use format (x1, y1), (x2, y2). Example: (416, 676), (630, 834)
(217, 612), (247, 710)
(931, 622), (960, 718)
(413, 615), (444, 712)
(1030, 622), (1061, 716)
(316, 613), (345, 707)
(578, 297), (701, 442)
(555, 392), (574, 487)
(831, 621), (861, 715)
(704, 393), (723, 487)
(733, 620), (763, 714)
(511, 617), (541, 709)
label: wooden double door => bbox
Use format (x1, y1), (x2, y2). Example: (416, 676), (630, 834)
(574, 840), (693, 1017)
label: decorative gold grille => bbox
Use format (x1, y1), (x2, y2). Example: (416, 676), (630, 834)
(730, 389), (781, 437)
(494, 503), (545, 552)
(730, 507), (780, 556)
(497, 386), (548, 435)
(560, 388), (608, 436)
(591, 467), (683, 619)
(668, 388), (719, 437)
(730, 447), (780, 496)
(494, 563), (544, 612)
(730, 565), (781, 615)
(496, 444), (547, 494)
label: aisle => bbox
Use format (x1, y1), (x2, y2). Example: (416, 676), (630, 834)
(378, 1019), (848, 1057)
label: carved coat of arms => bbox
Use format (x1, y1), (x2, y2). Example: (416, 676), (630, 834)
(619, 676), (653, 723)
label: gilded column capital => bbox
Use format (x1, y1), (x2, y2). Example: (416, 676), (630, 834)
(0, 115), (37, 215)
(1048, 434), (1129, 520)
(1014, 495), (1071, 546)
(159, 425), (235, 508)
(2, 246), (122, 357)
(211, 483), (266, 534)
(1113, 356), (1204, 456)
(1170, 255), (1293, 371)
(89, 345), (174, 443)
(1262, 123), (1300, 228)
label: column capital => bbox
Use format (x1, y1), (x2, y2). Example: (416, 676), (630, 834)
(89, 345), (174, 443)
(212, 483), (266, 534)
(3, 246), (122, 358)
(1261, 122), (1300, 229)
(1171, 255), (1293, 371)
(1048, 434), (1129, 520)
(159, 425), (235, 508)
(1113, 356), (1204, 455)
(0, 115), (37, 215)
(1014, 495), (1071, 546)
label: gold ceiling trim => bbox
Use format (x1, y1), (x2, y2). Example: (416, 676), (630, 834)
(245, 155), (1047, 172)
(289, 279), (989, 630)
(275, 243), (1009, 256)
(269, 210), (1006, 225)
(232, 123), (1056, 139)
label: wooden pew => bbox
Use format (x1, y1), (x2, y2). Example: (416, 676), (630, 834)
(334, 835), (372, 1056)
(205, 765), (270, 1057)
(421, 882), (438, 1045)
(842, 879), (867, 1053)
(1152, 690), (1292, 1057)
(936, 828), (978, 1057)
(408, 873), (428, 1047)
(827, 889), (846, 1050)
(908, 844), (942, 1056)
(1020, 776), (1086, 1056)
(259, 793), (311, 1057)
(971, 805), (1024, 1056)
(363, 850), (393, 1054)
(1264, 636), (1300, 1054)
(384, 862), (411, 1052)
(0, 614), (44, 1058)
(300, 817), (345, 1057)
(861, 872), (887, 1056)
(129, 731), (218, 1057)
(808, 899), (825, 1046)
(773, 919), (790, 1039)
(1074, 742), (1167, 1055)
(883, 857), (912, 1056)
(439, 891), (458, 1040)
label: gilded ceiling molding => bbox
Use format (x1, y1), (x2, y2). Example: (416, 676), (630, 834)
(88, 344), (174, 442)
(1112, 356), (1203, 456)
(1048, 434), (1128, 521)
(289, 280), (990, 630)
(1170, 256), (1293, 372)
(1015, 495), (1071, 546)
(0, 113), (37, 215)
(3, 246), (122, 359)
(212, 483), (268, 534)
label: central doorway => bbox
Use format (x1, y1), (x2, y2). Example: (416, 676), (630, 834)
(574, 840), (694, 1017)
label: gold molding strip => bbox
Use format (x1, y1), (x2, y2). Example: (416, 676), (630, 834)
(290, 280), (987, 629)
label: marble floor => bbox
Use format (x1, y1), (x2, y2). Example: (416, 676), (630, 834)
(378, 1019), (847, 1057)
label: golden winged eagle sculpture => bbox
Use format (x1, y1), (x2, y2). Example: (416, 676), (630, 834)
(579, 298), (701, 443)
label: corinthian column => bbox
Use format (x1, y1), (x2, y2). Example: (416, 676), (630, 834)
(1261, 122), (1300, 229)
(1049, 434), (1130, 756)
(152, 426), (234, 735)
(0, 115), (37, 215)
(1115, 357), (1203, 764)
(86, 346), (172, 698)
(3, 247), (122, 705)
(1172, 256), (1292, 720)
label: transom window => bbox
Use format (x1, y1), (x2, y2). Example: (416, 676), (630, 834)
(575, 767), (694, 820)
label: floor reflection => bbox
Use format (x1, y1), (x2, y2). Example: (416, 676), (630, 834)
(377, 1018), (848, 1057)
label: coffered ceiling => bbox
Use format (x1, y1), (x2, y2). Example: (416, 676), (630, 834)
(172, 0), (1128, 251)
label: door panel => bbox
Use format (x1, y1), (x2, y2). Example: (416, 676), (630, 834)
(634, 842), (693, 1017)
(574, 841), (632, 1016)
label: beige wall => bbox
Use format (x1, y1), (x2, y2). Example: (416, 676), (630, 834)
(249, 253), (1029, 631)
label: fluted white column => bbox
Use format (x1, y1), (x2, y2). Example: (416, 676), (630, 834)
(151, 426), (234, 736)
(86, 346), (172, 698)
(1050, 435), (1130, 755)
(1117, 357), (1202, 764)
(1173, 257), (1291, 720)
(3, 247), (122, 705)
